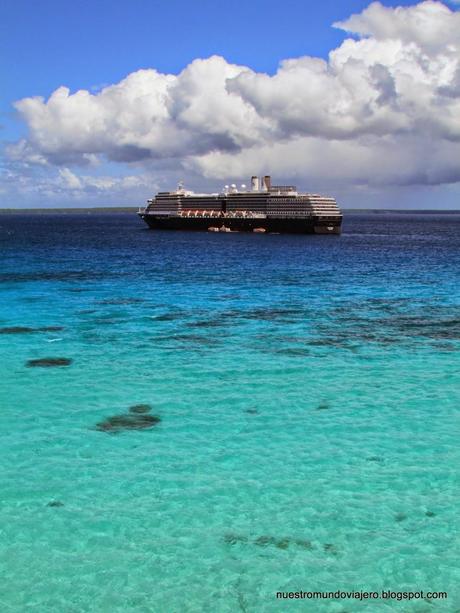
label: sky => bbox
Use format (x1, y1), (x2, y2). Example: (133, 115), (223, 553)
(1, 0), (460, 208)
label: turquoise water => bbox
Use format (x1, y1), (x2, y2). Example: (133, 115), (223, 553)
(0, 213), (459, 612)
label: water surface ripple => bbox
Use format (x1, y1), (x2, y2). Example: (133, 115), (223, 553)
(0, 212), (459, 612)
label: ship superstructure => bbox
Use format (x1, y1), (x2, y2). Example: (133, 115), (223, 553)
(138, 175), (342, 234)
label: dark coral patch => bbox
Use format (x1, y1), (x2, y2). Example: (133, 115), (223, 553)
(254, 536), (275, 547)
(425, 511), (436, 518)
(307, 338), (343, 347)
(245, 408), (259, 415)
(395, 512), (407, 522)
(0, 271), (110, 283)
(129, 404), (152, 414)
(316, 401), (330, 411)
(223, 533), (248, 545)
(172, 333), (219, 346)
(276, 347), (311, 357)
(186, 319), (225, 329)
(224, 533), (313, 551)
(254, 536), (290, 549)
(244, 307), (305, 322)
(1, 326), (35, 334)
(324, 543), (339, 555)
(432, 342), (456, 352)
(1, 326), (64, 334)
(47, 500), (64, 507)
(294, 539), (313, 550)
(95, 413), (161, 434)
(27, 357), (72, 367)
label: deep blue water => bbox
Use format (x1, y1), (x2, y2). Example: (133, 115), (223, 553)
(0, 212), (459, 612)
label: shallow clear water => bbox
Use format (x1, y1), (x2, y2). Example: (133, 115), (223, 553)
(0, 212), (459, 612)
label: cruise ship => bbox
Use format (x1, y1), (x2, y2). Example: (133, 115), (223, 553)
(138, 175), (342, 234)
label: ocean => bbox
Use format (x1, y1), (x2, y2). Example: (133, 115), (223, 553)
(0, 212), (458, 612)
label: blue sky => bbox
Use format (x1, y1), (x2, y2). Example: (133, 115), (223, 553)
(1, 0), (460, 207)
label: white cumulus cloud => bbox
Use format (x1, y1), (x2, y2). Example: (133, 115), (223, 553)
(5, 0), (460, 205)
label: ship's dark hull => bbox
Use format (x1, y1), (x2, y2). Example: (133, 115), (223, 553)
(139, 214), (342, 234)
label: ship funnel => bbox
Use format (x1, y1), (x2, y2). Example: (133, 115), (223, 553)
(251, 176), (259, 191)
(263, 175), (271, 191)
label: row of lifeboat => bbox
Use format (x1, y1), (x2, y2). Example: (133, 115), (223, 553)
(180, 210), (253, 218)
(181, 210), (219, 218)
